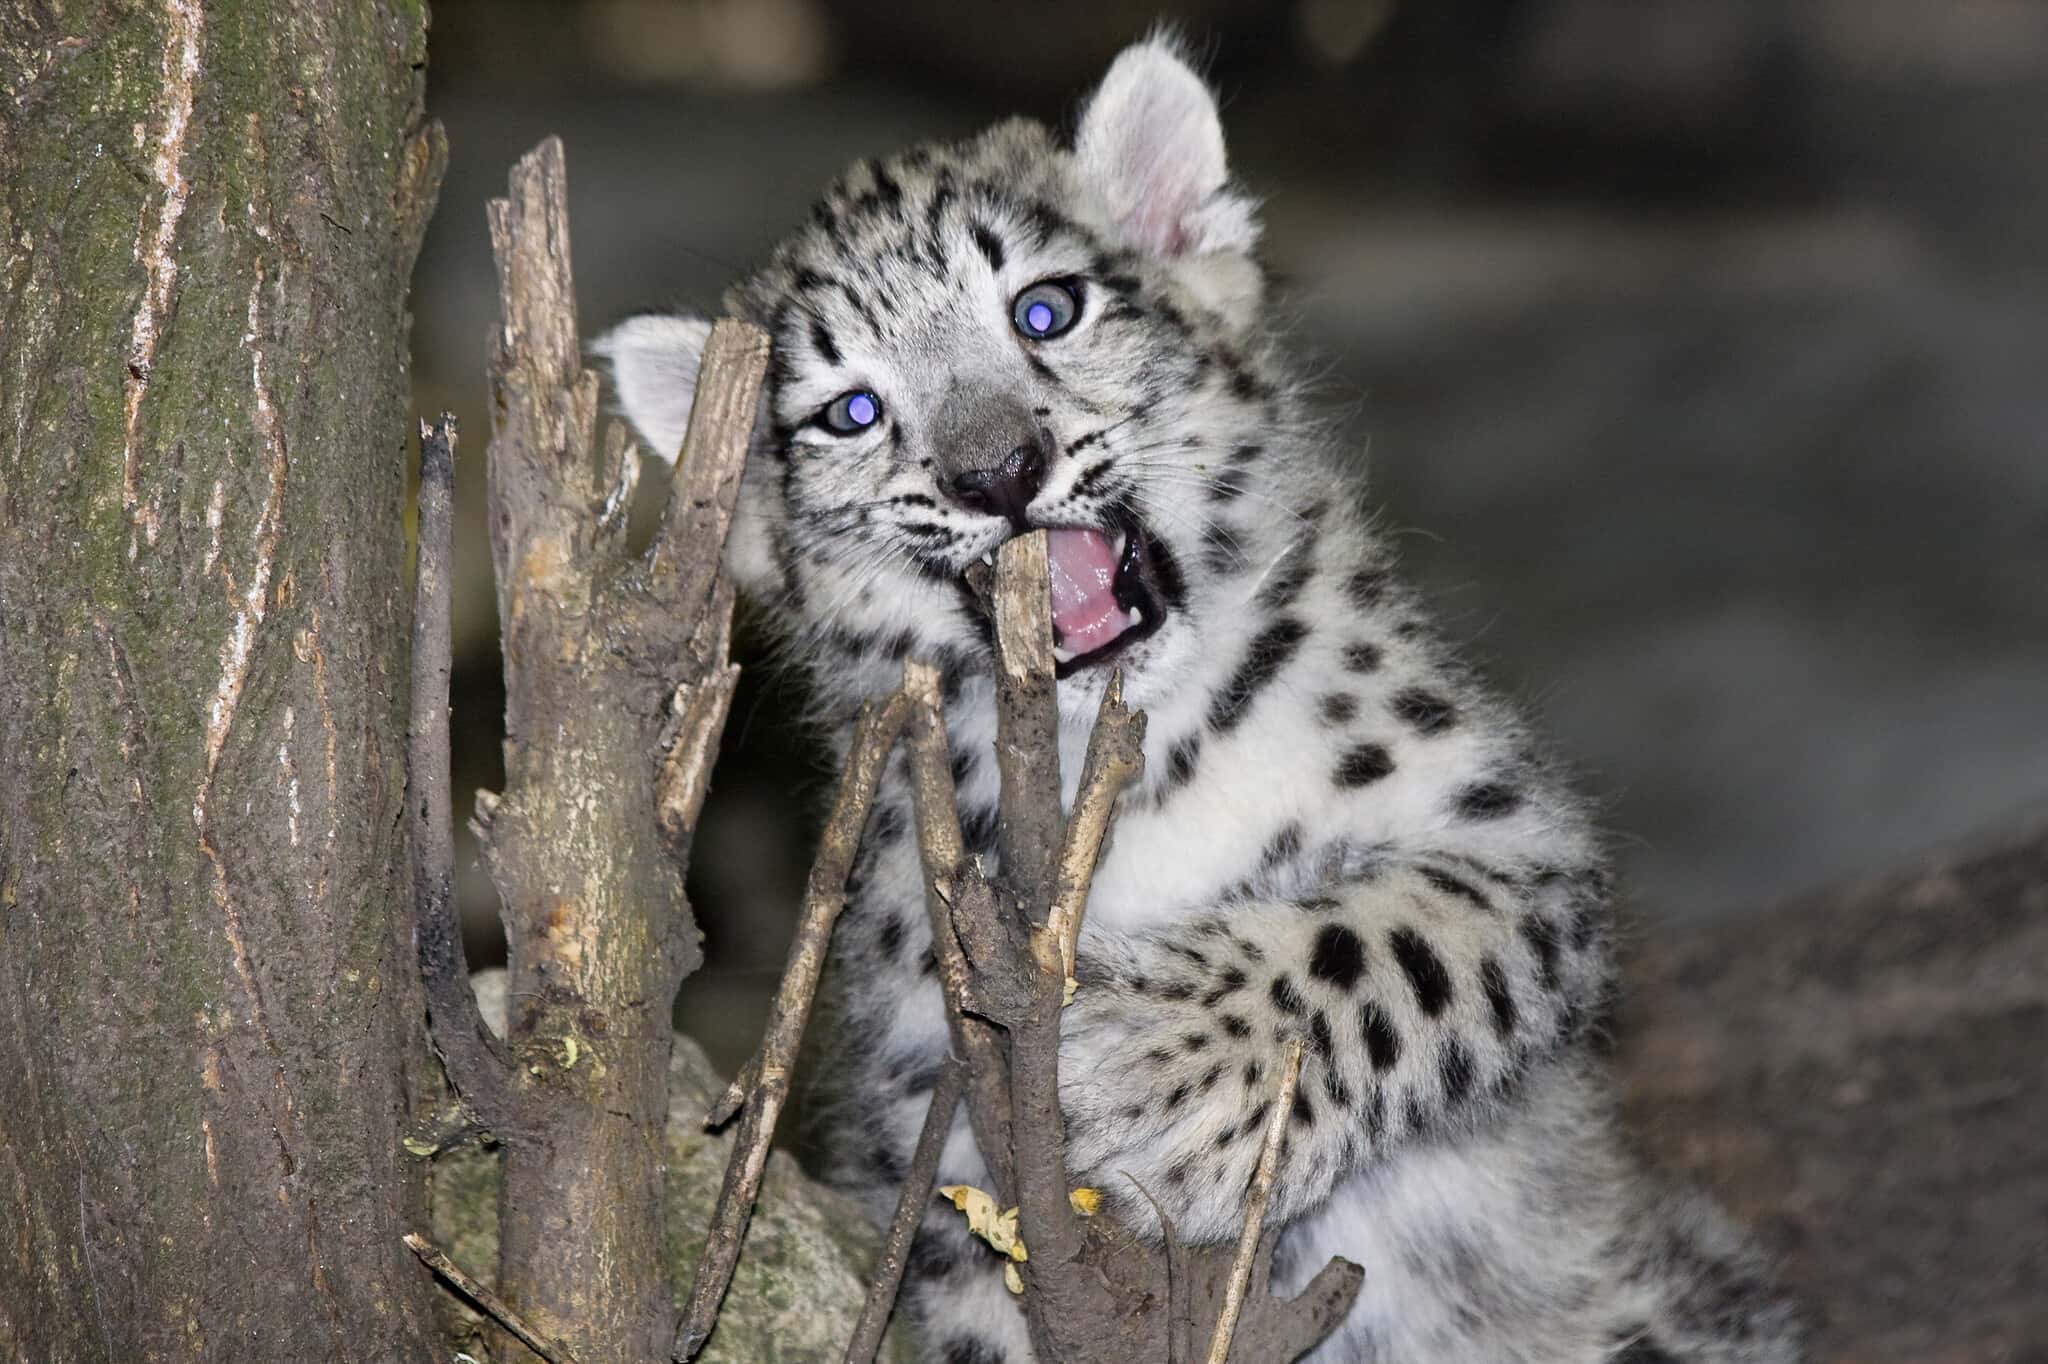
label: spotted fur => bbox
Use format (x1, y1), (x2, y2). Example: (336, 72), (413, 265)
(600, 36), (1800, 1364)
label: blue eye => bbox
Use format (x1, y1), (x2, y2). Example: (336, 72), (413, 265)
(822, 390), (881, 434)
(1012, 280), (1080, 339)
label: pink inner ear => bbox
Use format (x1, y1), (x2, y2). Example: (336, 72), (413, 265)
(1079, 51), (1230, 258)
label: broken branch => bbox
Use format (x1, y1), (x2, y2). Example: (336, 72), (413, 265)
(407, 413), (518, 1142)
(844, 1054), (971, 1364)
(675, 690), (915, 1360)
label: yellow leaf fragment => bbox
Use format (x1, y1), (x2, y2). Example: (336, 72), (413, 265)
(1068, 1187), (1100, 1217)
(1063, 975), (1079, 1006)
(938, 1183), (1028, 1262)
(401, 1136), (439, 1158)
(1004, 1261), (1024, 1295)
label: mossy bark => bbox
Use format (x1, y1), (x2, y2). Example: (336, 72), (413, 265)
(0, 2), (442, 1359)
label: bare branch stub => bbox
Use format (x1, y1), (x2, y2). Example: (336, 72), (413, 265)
(408, 414), (519, 1145)
(466, 135), (767, 1363)
(674, 690), (915, 1361)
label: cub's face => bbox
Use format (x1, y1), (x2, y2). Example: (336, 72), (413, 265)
(600, 41), (1301, 714)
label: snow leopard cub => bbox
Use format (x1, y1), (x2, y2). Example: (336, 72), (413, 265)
(598, 38), (1799, 1364)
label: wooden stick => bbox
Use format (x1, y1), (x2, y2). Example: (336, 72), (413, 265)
(674, 690), (914, 1361)
(404, 1233), (578, 1364)
(1203, 1037), (1307, 1364)
(901, 658), (1017, 1201)
(646, 320), (769, 619)
(1048, 669), (1146, 989)
(843, 1055), (970, 1364)
(989, 532), (1063, 919)
(407, 414), (518, 1139)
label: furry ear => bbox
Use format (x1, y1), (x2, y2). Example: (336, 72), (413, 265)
(590, 312), (712, 463)
(1075, 38), (1257, 258)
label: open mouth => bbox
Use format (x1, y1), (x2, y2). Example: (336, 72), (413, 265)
(1031, 520), (1166, 677)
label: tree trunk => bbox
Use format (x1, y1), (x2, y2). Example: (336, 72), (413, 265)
(0, 2), (443, 1359)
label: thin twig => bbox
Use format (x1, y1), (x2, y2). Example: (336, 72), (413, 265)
(407, 414), (517, 1139)
(646, 319), (769, 619)
(1203, 1037), (1307, 1364)
(844, 1054), (970, 1364)
(674, 691), (915, 1361)
(901, 658), (1017, 1201)
(404, 1233), (579, 1364)
(1048, 669), (1147, 988)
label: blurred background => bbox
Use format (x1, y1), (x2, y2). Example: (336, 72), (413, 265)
(408, 0), (2048, 1074)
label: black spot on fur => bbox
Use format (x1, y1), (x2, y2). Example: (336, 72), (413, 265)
(1334, 743), (1396, 789)
(969, 221), (1006, 273)
(1149, 532), (1189, 610)
(1345, 565), (1393, 610)
(1208, 617), (1309, 735)
(1221, 1013), (1252, 1039)
(876, 915), (905, 962)
(1480, 956), (1517, 1038)
(808, 318), (842, 367)
(1342, 642), (1383, 673)
(959, 803), (1000, 854)
(1244, 1066), (1265, 1093)
(1322, 1068), (1353, 1109)
(1202, 966), (1247, 1007)
(1182, 1032), (1211, 1053)
(1207, 466), (1250, 504)
(1307, 924), (1368, 992)
(1420, 866), (1490, 911)
(1319, 692), (1358, 725)
(1519, 914), (1563, 991)
(907, 1227), (961, 1282)
(1360, 1002), (1401, 1071)
(1390, 686), (1457, 736)
(1167, 1083), (1191, 1111)
(868, 1139), (907, 1185)
(1163, 733), (1202, 794)
(918, 946), (938, 978)
(941, 1337), (1006, 1364)
(1389, 928), (1453, 1016)
(1439, 1038), (1474, 1104)
(1455, 781), (1523, 821)
(1290, 1087), (1315, 1128)
(1260, 821), (1305, 868)
(1269, 975), (1307, 1017)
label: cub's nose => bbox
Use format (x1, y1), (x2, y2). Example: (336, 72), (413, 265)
(949, 442), (1046, 528)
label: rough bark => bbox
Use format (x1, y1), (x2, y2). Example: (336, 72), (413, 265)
(1618, 812), (2048, 1364)
(0, 1), (443, 1360)
(464, 139), (765, 1363)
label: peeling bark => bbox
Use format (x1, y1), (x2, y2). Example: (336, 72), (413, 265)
(0, 1), (443, 1358)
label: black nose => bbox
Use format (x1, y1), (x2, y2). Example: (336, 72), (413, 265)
(949, 443), (1046, 527)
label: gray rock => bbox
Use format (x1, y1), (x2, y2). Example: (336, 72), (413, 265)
(430, 969), (911, 1362)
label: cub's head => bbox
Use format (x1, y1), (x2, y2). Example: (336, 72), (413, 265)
(598, 38), (1313, 718)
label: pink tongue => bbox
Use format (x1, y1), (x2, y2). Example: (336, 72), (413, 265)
(1045, 528), (1131, 654)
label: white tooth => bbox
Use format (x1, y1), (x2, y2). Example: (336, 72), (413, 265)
(1126, 606), (1143, 626)
(1053, 643), (1077, 665)
(1113, 531), (1128, 557)
(981, 552), (995, 567)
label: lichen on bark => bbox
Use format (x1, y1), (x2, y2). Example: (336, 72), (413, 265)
(0, 2), (444, 1358)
